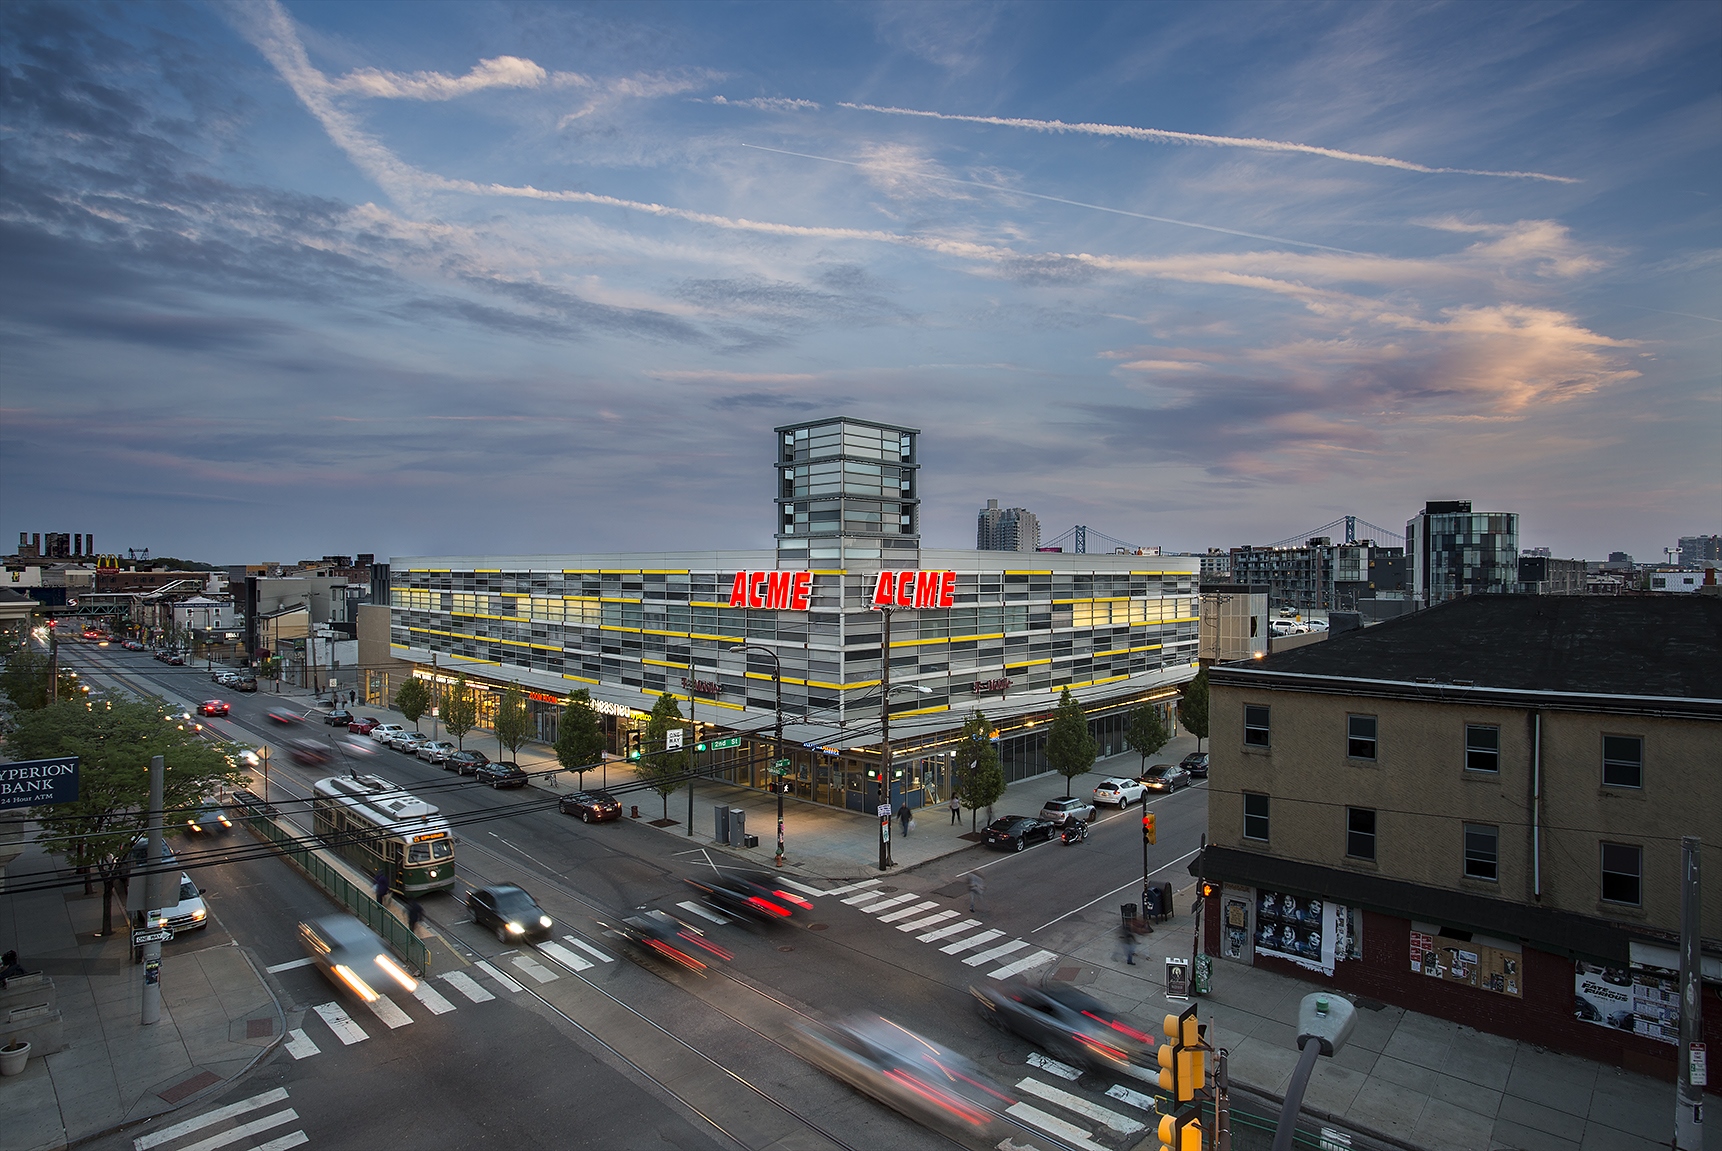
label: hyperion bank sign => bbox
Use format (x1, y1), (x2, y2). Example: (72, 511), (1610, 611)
(0, 756), (80, 810)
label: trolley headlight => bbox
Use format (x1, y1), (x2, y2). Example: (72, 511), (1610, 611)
(373, 953), (418, 993)
(538, 916), (551, 928)
(506, 921), (524, 934)
(428, 870), (438, 878)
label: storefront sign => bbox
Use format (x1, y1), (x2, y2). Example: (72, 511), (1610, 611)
(869, 570), (957, 610)
(528, 691), (561, 705)
(0, 756), (80, 810)
(727, 570), (814, 611)
(1411, 929), (1521, 997)
(970, 678), (1012, 694)
(681, 677), (721, 696)
(1574, 962), (1677, 1044)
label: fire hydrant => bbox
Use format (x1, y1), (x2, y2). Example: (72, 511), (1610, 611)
(630, 805), (640, 819)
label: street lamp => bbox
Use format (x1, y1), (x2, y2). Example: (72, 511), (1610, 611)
(730, 645), (784, 866)
(1271, 993), (1358, 1151)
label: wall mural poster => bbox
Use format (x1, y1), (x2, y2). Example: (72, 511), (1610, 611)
(1410, 930), (1522, 997)
(1255, 890), (1337, 975)
(1223, 897), (1249, 960)
(1573, 963), (1678, 1045)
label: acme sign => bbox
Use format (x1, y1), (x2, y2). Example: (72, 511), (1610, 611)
(728, 570), (815, 611)
(869, 570), (957, 610)
(680, 676), (722, 696)
(970, 678), (1013, 694)
(0, 756), (80, 810)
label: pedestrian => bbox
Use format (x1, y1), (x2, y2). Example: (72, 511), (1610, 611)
(948, 794), (960, 826)
(898, 802), (911, 836)
(1121, 920), (1138, 966)
(968, 871), (985, 913)
(373, 867), (390, 905)
(0, 949), (28, 987)
(405, 898), (424, 935)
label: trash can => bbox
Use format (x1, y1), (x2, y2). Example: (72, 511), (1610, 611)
(728, 808), (747, 847)
(742, 834), (759, 848)
(713, 804), (731, 843)
(1120, 903), (1138, 928)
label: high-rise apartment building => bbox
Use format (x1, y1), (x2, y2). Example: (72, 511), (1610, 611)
(1226, 539), (1405, 612)
(1406, 500), (1520, 607)
(976, 500), (1042, 552)
(774, 417), (919, 566)
(1678, 535), (1721, 568)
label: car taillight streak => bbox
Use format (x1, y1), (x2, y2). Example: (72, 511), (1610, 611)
(1083, 1009), (1155, 1044)
(1073, 1032), (1129, 1064)
(881, 1069), (991, 1128)
(747, 896), (791, 917)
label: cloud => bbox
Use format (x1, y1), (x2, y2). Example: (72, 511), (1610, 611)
(707, 95), (819, 111)
(838, 102), (1581, 183)
(329, 55), (550, 99)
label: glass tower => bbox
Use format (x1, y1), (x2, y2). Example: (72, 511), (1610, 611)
(774, 417), (919, 567)
(1406, 500), (1520, 606)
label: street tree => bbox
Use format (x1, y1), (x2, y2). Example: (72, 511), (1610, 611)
(640, 693), (688, 820)
(1125, 703), (1170, 774)
(494, 684), (532, 759)
(1, 649), (83, 712)
(554, 689), (605, 787)
(7, 699), (245, 936)
(1045, 687), (1097, 797)
(954, 709), (1005, 832)
(440, 675), (477, 749)
(1180, 668), (1209, 752)
(395, 677), (430, 732)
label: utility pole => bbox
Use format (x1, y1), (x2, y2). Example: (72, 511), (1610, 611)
(48, 625), (58, 704)
(878, 607), (894, 871)
(685, 659), (697, 837)
(1676, 836), (1704, 1150)
(140, 754), (165, 1024)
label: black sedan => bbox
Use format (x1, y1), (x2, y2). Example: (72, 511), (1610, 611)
(984, 815), (1056, 853)
(972, 980), (1158, 1077)
(445, 750), (488, 776)
(559, 790), (622, 822)
(474, 760), (528, 789)
(1140, 763), (1192, 793)
(185, 801), (233, 836)
(1180, 752), (1209, 779)
(324, 709), (354, 727)
(466, 884), (553, 944)
(286, 738), (332, 767)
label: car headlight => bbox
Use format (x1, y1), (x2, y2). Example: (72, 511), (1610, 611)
(191, 909), (206, 920)
(539, 916), (551, 928)
(506, 922), (524, 934)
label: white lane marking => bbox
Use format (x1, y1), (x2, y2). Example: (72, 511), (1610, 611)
(1106, 1084), (1160, 1112)
(412, 981), (457, 1014)
(538, 940), (594, 972)
(133, 1087), (290, 1149)
(1016, 1079), (1145, 1135)
(265, 957), (315, 973)
(875, 900), (939, 923)
(990, 948), (1060, 980)
(442, 970), (495, 1002)
(363, 993), (413, 1028)
(1029, 846), (1202, 934)
(822, 878), (881, 896)
(775, 878), (825, 896)
(917, 918), (981, 942)
(676, 900), (731, 925)
(841, 889), (889, 906)
(940, 928), (1005, 955)
(511, 953), (559, 983)
(1005, 1102), (1108, 1151)
(899, 909), (959, 933)
(565, 936), (616, 963)
(311, 1002), (369, 1045)
(1027, 1052), (1083, 1080)
(856, 892), (919, 913)
(281, 1029), (320, 1060)
(253, 1133), (309, 1151)
(178, 1110), (300, 1151)
(963, 939), (1029, 967)
(475, 960), (523, 993)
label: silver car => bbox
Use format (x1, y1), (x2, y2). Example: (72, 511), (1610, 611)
(417, 740), (456, 763)
(1039, 796), (1096, 825)
(390, 731), (430, 752)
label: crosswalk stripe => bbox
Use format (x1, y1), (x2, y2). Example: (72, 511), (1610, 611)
(859, 892), (921, 914)
(265, 957), (315, 973)
(538, 940), (594, 973)
(963, 939), (1029, 967)
(178, 1109), (299, 1151)
(564, 936), (616, 963)
(899, 909), (959, 933)
(676, 900), (730, 925)
(511, 953), (559, 983)
(133, 1088), (289, 1149)
(253, 1132), (309, 1151)
(940, 928), (1004, 955)
(282, 1028), (320, 1060)
(876, 900), (939, 923)
(1105, 1084), (1160, 1113)
(312, 1002), (369, 1045)
(1016, 1078), (1145, 1135)
(1006, 1102), (1108, 1151)
(917, 917), (980, 942)
(841, 889), (889, 906)
(475, 960), (523, 993)
(822, 878), (880, 896)
(363, 993), (413, 1028)
(775, 878), (825, 896)
(1028, 1052), (1083, 1080)
(989, 948), (1060, 979)
(442, 970), (495, 1002)
(412, 981), (457, 1014)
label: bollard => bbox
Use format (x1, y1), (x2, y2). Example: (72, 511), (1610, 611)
(630, 805), (640, 819)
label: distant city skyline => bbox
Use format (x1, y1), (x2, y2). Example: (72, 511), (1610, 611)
(2, 2), (1716, 562)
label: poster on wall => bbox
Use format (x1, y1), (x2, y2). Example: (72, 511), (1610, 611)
(1255, 890), (1337, 975)
(1410, 930), (1522, 997)
(1223, 896), (1250, 960)
(1573, 963), (1678, 1045)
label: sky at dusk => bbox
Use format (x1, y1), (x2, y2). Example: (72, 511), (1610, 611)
(2, 1), (1717, 565)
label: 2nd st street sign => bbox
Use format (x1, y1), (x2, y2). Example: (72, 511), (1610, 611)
(0, 756), (80, 810)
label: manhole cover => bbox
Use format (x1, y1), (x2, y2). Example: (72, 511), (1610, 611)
(810, 923), (828, 931)
(778, 945), (795, 953)
(1053, 966), (1081, 982)
(878, 886), (899, 893)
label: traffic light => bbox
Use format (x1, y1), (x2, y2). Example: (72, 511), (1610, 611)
(1158, 1003), (1203, 1103)
(1156, 1107), (1203, 1151)
(1143, 812), (1157, 844)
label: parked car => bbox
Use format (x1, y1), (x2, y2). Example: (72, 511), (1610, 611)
(445, 750), (488, 775)
(416, 741), (456, 764)
(465, 884), (553, 943)
(1039, 796), (1096, 826)
(972, 980), (1157, 1076)
(558, 789), (622, 822)
(198, 699), (230, 717)
(266, 708), (301, 725)
(297, 914), (417, 1003)
(1139, 763), (1192, 793)
(1179, 752), (1209, 779)
(347, 716), (381, 735)
(324, 709), (355, 727)
(984, 815), (1056, 853)
(390, 731), (430, 753)
(475, 760), (527, 789)
(233, 676), (258, 693)
(1092, 777), (1147, 807)
(211, 670), (238, 685)
(164, 653), (185, 665)
(185, 801), (233, 836)
(370, 723), (405, 743)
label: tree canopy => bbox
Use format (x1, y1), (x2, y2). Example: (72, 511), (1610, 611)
(1179, 668), (1209, 752)
(1, 649), (85, 712)
(493, 684), (532, 757)
(553, 689), (605, 787)
(440, 675), (477, 748)
(1125, 703), (1170, 772)
(395, 677), (430, 730)
(1044, 687), (1098, 796)
(954, 710), (1005, 831)
(639, 693), (688, 819)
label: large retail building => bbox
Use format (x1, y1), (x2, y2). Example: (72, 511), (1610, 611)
(385, 417), (1199, 812)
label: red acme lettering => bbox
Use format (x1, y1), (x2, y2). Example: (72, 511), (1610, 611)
(727, 570), (813, 611)
(869, 570), (956, 610)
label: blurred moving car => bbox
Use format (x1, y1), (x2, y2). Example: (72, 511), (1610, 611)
(347, 716), (381, 735)
(474, 761), (527, 789)
(198, 699), (230, 717)
(602, 909), (733, 974)
(972, 981), (1157, 1077)
(1092, 777), (1147, 807)
(297, 914), (418, 1003)
(416, 740), (456, 764)
(445, 750), (488, 776)
(336, 738), (377, 758)
(796, 1015), (1016, 1139)
(266, 708), (301, 725)
(465, 884), (553, 943)
(558, 789), (621, 822)
(287, 739), (332, 767)
(728, 871), (814, 917)
(185, 801), (233, 836)
(324, 709), (355, 727)
(984, 815), (1056, 853)
(685, 875), (801, 923)
(1039, 796), (1096, 825)
(1179, 752), (1209, 779)
(1139, 764), (1191, 793)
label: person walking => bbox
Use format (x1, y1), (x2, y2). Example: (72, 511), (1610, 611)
(1120, 919), (1138, 966)
(948, 794), (961, 826)
(898, 802), (912, 837)
(405, 898), (425, 935)
(373, 867), (390, 905)
(968, 871), (985, 914)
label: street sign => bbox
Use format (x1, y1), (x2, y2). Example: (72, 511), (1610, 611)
(666, 729), (684, 751)
(1693, 1042), (1708, 1087)
(710, 737), (742, 750)
(877, 804), (893, 817)
(132, 927), (173, 945)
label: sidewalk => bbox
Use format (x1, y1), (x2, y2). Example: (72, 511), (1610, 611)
(0, 839), (285, 1151)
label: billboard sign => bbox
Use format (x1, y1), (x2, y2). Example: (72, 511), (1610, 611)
(0, 756), (80, 810)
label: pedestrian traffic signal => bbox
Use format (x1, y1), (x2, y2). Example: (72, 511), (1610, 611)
(1158, 1003), (1204, 1103)
(1156, 1107), (1203, 1151)
(1143, 812), (1157, 844)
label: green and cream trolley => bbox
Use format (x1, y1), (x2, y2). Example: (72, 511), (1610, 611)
(312, 774), (456, 896)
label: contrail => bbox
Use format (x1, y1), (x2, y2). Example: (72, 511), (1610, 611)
(839, 102), (1580, 185)
(739, 143), (1360, 254)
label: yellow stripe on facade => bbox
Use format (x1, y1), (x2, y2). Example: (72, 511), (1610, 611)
(642, 657), (682, 669)
(893, 703), (951, 718)
(689, 631), (746, 644)
(690, 601), (732, 609)
(1061, 674), (1130, 690)
(449, 653), (500, 665)
(599, 625), (641, 634)
(1128, 643), (1164, 653)
(640, 570), (690, 575)
(561, 673), (600, 685)
(1005, 657), (1052, 669)
(1003, 570), (1052, 576)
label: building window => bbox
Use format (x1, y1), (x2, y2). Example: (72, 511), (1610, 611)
(1347, 714), (1377, 761)
(1600, 843), (1642, 906)
(1243, 793), (1269, 841)
(1465, 725), (1499, 773)
(1345, 808), (1376, 861)
(1244, 705), (1270, 748)
(1463, 824), (1498, 881)
(1602, 735), (1642, 789)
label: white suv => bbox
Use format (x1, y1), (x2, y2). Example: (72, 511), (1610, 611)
(144, 873), (209, 934)
(371, 723), (406, 743)
(1092, 777), (1147, 807)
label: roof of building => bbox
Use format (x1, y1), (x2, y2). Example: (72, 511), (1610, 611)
(1233, 594), (1721, 700)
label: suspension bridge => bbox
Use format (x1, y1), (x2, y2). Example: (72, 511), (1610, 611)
(1040, 515), (1404, 554)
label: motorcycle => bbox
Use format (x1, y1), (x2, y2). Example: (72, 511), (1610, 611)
(1060, 819), (1088, 845)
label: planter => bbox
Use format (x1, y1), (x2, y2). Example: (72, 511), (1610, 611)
(0, 1041), (29, 1076)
